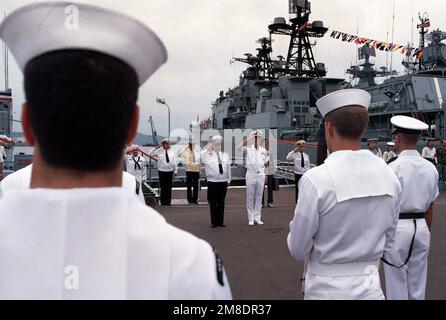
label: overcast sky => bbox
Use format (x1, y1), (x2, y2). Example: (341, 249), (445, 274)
(1, 0), (445, 137)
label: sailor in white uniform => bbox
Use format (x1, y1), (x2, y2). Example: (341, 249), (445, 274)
(0, 144), (5, 181)
(125, 146), (147, 195)
(0, 164), (140, 201)
(368, 138), (383, 158)
(237, 130), (269, 226)
(288, 89), (402, 300)
(383, 142), (397, 163)
(383, 116), (439, 300)
(0, 2), (231, 300)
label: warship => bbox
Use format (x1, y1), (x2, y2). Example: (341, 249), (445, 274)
(204, 0), (446, 165)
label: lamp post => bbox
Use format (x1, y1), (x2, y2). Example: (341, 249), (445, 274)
(156, 98), (171, 139)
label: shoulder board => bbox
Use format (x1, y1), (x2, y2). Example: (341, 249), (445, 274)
(387, 156), (399, 165)
(213, 248), (225, 287)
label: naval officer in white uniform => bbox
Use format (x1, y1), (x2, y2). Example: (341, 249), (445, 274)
(286, 140), (311, 203)
(383, 116), (439, 300)
(288, 89), (402, 300)
(148, 138), (177, 206)
(237, 130), (269, 226)
(0, 2), (231, 300)
(201, 135), (232, 228)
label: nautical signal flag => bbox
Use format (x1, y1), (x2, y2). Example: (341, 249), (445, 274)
(329, 30), (422, 59)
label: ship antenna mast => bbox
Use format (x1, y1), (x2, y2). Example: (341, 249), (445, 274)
(390, 0), (396, 74)
(269, 0), (328, 77)
(2, 12), (9, 91)
(417, 12), (430, 69)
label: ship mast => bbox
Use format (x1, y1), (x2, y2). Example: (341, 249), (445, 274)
(269, 0), (328, 78)
(417, 12), (430, 69)
(2, 12), (8, 92)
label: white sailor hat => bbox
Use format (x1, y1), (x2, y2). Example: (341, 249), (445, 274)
(316, 89), (371, 118)
(296, 140), (306, 147)
(391, 115), (428, 134)
(0, 2), (167, 85)
(161, 138), (171, 144)
(125, 144), (141, 153)
(387, 142), (395, 146)
(210, 135), (223, 143)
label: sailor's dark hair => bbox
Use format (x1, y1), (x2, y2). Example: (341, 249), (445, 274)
(24, 50), (139, 171)
(325, 105), (369, 140)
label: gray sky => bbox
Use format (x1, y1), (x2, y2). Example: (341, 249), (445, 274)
(1, 0), (445, 137)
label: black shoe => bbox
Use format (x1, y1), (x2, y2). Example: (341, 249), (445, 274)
(219, 225), (226, 228)
(210, 225), (218, 228)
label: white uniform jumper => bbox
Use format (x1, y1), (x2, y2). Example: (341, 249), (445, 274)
(125, 155), (147, 182)
(288, 151), (402, 300)
(0, 164), (142, 203)
(0, 188), (232, 299)
(244, 146), (269, 224)
(384, 150), (439, 300)
(383, 151), (397, 163)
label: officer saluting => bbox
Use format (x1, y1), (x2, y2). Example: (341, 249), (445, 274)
(237, 130), (269, 226)
(286, 140), (311, 203)
(383, 116), (439, 300)
(125, 146), (147, 195)
(0, 2), (231, 299)
(201, 135), (232, 228)
(288, 89), (402, 300)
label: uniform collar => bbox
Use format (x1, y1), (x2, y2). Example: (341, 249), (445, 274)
(326, 149), (369, 161)
(398, 150), (421, 157)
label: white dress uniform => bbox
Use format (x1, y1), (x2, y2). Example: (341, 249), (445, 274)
(370, 148), (383, 158)
(0, 164), (142, 203)
(125, 155), (147, 182)
(383, 151), (397, 163)
(243, 145), (269, 225)
(148, 148), (177, 174)
(422, 146), (437, 164)
(201, 150), (232, 183)
(0, 188), (232, 300)
(0, 2), (232, 299)
(0, 145), (5, 163)
(288, 89), (402, 300)
(286, 151), (311, 175)
(383, 116), (439, 300)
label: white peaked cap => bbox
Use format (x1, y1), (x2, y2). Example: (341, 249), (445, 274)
(391, 115), (428, 134)
(316, 89), (371, 118)
(0, 2), (168, 85)
(250, 130), (264, 138)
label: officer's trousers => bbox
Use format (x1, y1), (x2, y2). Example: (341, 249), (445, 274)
(158, 171), (173, 206)
(384, 219), (431, 300)
(208, 181), (228, 227)
(246, 172), (265, 223)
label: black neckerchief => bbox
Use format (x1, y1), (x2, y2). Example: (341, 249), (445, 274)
(132, 156), (142, 170)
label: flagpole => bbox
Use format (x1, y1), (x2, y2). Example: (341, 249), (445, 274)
(390, 0), (396, 73)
